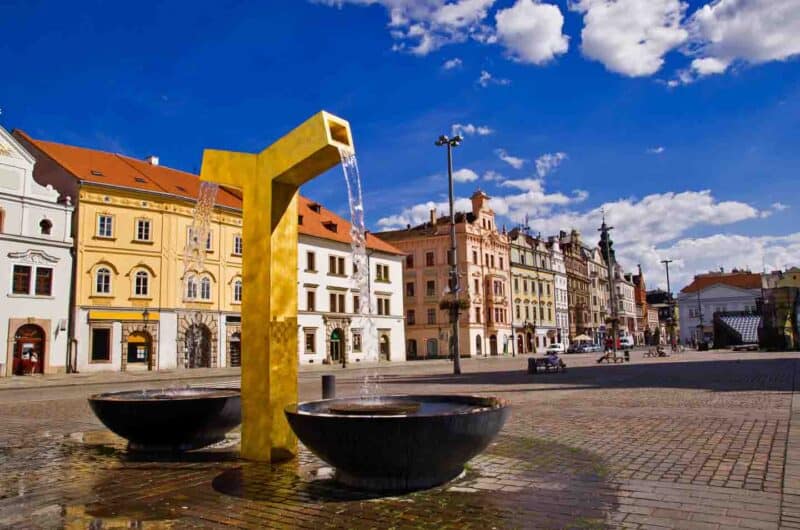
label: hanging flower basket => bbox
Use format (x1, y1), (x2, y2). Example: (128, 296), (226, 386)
(439, 297), (470, 311)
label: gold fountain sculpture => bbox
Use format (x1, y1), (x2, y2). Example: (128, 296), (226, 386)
(200, 111), (354, 462)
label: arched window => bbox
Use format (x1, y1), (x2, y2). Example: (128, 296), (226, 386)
(96, 268), (111, 294)
(233, 279), (242, 303)
(426, 338), (438, 357)
(134, 271), (149, 296)
(186, 276), (197, 299)
(39, 219), (52, 235)
(200, 277), (211, 300)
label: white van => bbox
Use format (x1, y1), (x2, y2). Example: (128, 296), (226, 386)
(619, 335), (634, 348)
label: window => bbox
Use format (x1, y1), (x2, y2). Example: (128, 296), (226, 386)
(328, 255), (345, 275)
(352, 331), (362, 352)
(406, 254), (414, 268)
(425, 251), (435, 267)
(472, 250), (478, 263)
(427, 308), (436, 324)
(406, 282), (415, 297)
(426, 280), (436, 297)
(306, 251), (316, 271)
(426, 339), (438, 357)
(304, 329), (316, 354)
(548, 308), (552, 321)
(39, 219), (52, 235)
(523, 280), (528, 293)
(353, 295), (361, 313)
(306, 290), (316, 311)
(91, 328), (111, 362)
(329, 292), (346, 313)
(407, 309), (416, 325)
(200, 277), (211, 300)
(514, 278), (519, 292)
(475, 307), (481, 323)
(186, 276), (197, 299)
(490, 255), (495, 268)
(546, 284), (551, 296)
(233, 235), (243, 256)
(34, 268), (52, 296)
(474, 278), (479, 293)
(233, 280), (242, 303)
(525, 306), (530, 320)
(134, 271), (149, 297)
(376, 264), (390, 282)
(499, 257), (504, 270)
(95, 267), (111, 294)
(377, 297), (390, 316)
(135, 219), (151, 241)
(12, 265), (31, 294)
(97, 215), (113, 238)
(516, 305), (520, 319)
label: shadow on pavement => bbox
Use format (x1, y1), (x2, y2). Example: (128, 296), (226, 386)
(380, 357), (796, 393)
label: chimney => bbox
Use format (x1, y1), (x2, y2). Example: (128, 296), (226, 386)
(145, 155), (159, 166)
(429, 209), (436, 227)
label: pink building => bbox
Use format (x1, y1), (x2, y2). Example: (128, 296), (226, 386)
(376, 191), (512, 359)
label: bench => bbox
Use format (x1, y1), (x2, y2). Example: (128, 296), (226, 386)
(528, 357), (566, 374)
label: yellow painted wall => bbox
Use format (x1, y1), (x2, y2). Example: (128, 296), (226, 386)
(75, 185), (242, 313)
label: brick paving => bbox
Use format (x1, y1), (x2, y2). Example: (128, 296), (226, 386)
(0, 350), (798, 529)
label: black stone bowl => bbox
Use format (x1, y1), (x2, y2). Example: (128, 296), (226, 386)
(285, 394), (510, 491)
(88, 388), (241, 452)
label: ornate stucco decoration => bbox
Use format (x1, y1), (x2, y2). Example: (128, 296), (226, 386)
(8, 249), (60, 264)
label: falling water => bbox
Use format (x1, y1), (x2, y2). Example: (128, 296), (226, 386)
(338, 147), (382, 398)
(182, 181), (218, 367)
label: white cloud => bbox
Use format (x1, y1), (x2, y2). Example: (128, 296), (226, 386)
(646, 146), (665, 154)
(500, 178), (545, 192)
(477, 69), (511, 87)
(570, 0), (688, 77)
(535, 151), (567, 177)
(452, 167), (480, 182)
(494, 0), (569, 65)
(442, 57), (463, 69)
(772, 202), (789, 212)
(688, 0), (800, 78)
(451, 123), (494, 136)
(315, 0), (496, 56)
(482, 170), (504, 181)
(495, 148), (526, 169)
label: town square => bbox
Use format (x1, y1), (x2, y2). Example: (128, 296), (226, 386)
(1, 0), (799, 528)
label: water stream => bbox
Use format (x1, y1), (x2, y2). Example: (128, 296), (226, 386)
(338, 147), (382, 398)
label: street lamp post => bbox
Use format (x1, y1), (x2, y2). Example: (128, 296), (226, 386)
(435, 134), (463, 375)
(661, 259), (676, 348)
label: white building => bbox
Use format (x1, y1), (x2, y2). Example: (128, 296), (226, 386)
(547, 236), (570, 347)
(616, 267), (637, 339)
(0, 127), (73, 376)
(297, 198), (406, 365)
(677, 270), (762, 344)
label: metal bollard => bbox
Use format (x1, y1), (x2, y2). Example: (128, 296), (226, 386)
(322, 374), (336, 399)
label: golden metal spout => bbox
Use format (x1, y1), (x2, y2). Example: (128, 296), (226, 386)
(199, 111), (354, 462)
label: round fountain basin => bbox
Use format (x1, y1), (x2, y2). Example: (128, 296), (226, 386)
(88, 388), (241, 452)
(285, 394), (509, 491)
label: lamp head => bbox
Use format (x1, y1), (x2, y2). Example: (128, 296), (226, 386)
(435, 135), (448, 146)
(452, 135), (463, 146)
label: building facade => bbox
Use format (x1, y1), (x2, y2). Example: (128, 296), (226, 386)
(547, 236), (570, 347)
(584, 246), (609, 345)
(509, 229), (556, 353)
(0, 127), (73, 376)
(677, 270), (762, 344)
(16, 131), (244, 373)
(560, 230), (591, 341)
(617, 268), (638, 340)
(378, 191), (512, 358)
(631, 265), (650, 344)
(297, 197), (406, 365)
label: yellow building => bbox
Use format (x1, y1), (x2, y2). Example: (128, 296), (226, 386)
(16, 131), (244, 371)
(508, 228), (557, 353)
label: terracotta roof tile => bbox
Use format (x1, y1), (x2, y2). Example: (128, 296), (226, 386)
(298, 197), (403, 255)
(680, 272), (762, 293)
(16, 130), (401, 255)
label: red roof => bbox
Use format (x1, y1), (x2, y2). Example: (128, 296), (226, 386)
(16, 130), (401, 255)
(681, 272), (762, 293)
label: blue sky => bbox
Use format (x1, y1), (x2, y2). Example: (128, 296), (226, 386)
(1, 0), (798, 289)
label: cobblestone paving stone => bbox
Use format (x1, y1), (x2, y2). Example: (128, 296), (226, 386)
(0, 351), (798, 529)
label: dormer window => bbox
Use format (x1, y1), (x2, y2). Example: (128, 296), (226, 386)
(90, 169), (104, 176)
(309, 202), (322, 213)
(323, 221), (338, 233)
(39, 219), (52, 235)
(298, 215), (304, 225)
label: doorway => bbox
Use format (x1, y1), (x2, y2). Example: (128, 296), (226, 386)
(229, 332), (241, 367)
(329, 328), (343, 363)
(126, 331), (152, 370)
(489, 334), (498, 356)
(185, 324), (212, 368)
(379, 333), (390, 361)
(13, 324), (45, 375)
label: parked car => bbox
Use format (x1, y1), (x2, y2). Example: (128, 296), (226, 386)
(545, 343), (565, 354)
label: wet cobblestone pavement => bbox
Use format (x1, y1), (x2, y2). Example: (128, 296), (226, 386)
(1, 351), (799, 529)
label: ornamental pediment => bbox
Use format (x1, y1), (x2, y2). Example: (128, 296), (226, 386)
(7, 249), (60, 264)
